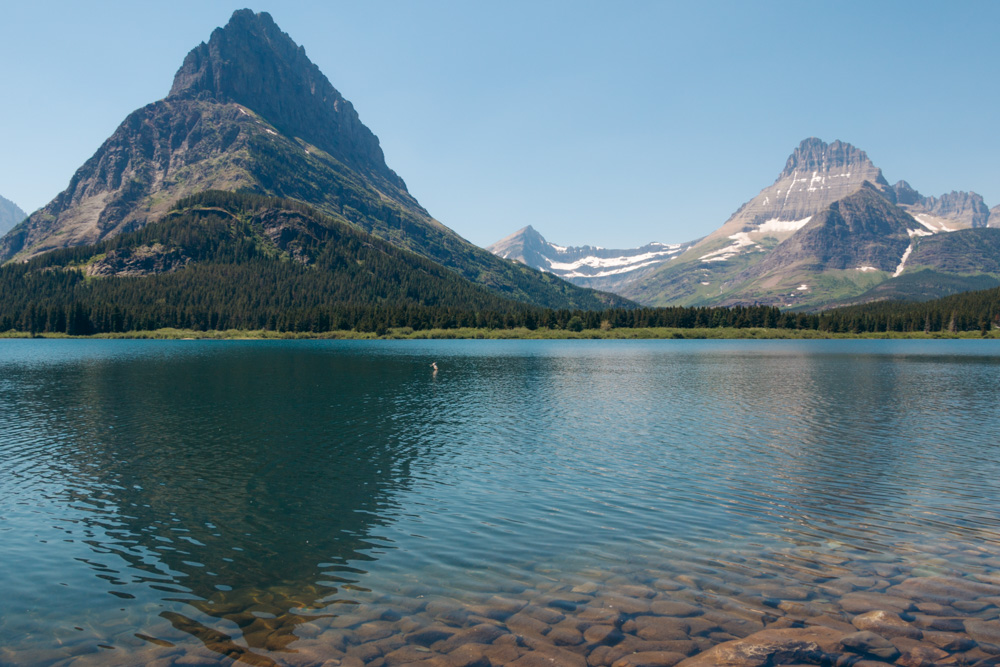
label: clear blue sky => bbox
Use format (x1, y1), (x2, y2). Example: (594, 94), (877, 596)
(1, 1), (998, 248)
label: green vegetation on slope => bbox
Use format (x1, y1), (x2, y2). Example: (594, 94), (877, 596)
(0, 192), (552, 335)
(1, 192), (996, 338)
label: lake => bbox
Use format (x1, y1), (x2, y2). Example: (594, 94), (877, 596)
(2, 339), (1000, 666)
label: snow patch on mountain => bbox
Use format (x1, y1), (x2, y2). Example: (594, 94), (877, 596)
(548, 247), (683, 275)
(913, 214), (955, 233)
(700, 232), (758, 262)
(758, 216), (812, 234)
(487, 225), (693, 289)
(894, 243), (914, 277)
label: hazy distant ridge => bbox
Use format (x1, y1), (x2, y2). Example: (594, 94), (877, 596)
(0, 195), (26, 237)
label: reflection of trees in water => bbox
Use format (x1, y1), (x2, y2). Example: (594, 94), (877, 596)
(17, 345), (429, 659)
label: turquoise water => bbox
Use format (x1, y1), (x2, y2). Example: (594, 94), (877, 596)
(2, 339), (999, 665)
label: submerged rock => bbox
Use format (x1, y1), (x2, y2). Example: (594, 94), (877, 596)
(851, 610), (922, 640)
(889, 577), (1000, 604)
(611, 650), (687, 667)
(840, 630), (901, 661)
(674, 626), (845, 666)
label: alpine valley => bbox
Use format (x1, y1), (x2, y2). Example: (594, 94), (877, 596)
(492, 138), (1000, 309)
(0, 9), (627, 331)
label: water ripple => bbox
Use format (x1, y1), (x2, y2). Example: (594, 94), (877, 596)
(2, 340), (1000, 664)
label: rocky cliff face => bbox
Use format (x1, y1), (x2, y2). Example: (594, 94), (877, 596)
(0, 195), (26, 237)
(1, 100), (263, 259)
(486, 225), (691, 292)
(168, 9), (403, 192)
(743, 184), (914, 277)
(890, 183), (991, 230)
(989, 205), (1000, 228)
(0, 9), (625, 310)
(920, 191), (990, 227)
(713, 184), (917, 306)
(706, 138), (890, 245)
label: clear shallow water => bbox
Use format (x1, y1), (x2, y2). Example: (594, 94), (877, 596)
(2, 339), (1000, 666)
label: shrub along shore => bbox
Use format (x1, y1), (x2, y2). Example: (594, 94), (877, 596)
(1, 326), (995, 340)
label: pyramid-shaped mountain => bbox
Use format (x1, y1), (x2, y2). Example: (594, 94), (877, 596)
(1, 10), (623, 310)
(168, 9), (403, 192)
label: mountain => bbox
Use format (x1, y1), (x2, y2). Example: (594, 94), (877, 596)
(991, 205), (1000, 228)
(620, 138), (1000, 309)
(0, 9), (625, 311)
(0, 192), (558, 334)
(486, 225), (694, 293)
(0, 195), (27, 237)
(892, 182), (991, 230)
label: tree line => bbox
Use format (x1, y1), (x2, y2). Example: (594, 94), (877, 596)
(3, 277), (996, 336)
(0, 191), (997, 336)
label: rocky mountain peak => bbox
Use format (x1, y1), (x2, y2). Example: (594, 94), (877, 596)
(169, 9), (404, 189)
(781, 138), (883, 182)
(888, 180), (991, 229)
(924, 191), (990, 228)
(891, 180), (922, 205)
(512, 225), (544, 243)
(699, 137), (890, 247)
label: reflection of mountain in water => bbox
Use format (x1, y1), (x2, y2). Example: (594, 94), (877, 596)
(9, 343), (430, 657)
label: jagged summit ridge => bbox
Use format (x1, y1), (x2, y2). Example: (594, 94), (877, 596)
(781, 137), (884, 179)
(169, 9), (403, 190)
(695, 137), (888, 256)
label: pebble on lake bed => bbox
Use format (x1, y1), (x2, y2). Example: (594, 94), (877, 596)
(19, 552), (1000, 667)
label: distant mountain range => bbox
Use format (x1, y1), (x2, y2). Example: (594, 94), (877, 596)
(491, 138), (1000, 309)
(487, 226), (695, 293)
(1, 10), (624, 312)
(0, 195), (26, 237)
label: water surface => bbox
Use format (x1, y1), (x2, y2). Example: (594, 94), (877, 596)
(2, 339), (999, 665)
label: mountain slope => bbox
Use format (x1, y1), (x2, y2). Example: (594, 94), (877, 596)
(0, 195), (26, 237)
(487, 225), (693, 292)
(714, 184), (918, 306)
(622, 138), (998, 308)
(0, 192), (552, 334)
(1, 10), (625, 310)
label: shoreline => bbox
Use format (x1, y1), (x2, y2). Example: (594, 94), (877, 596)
(1, 327), (996, 341)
